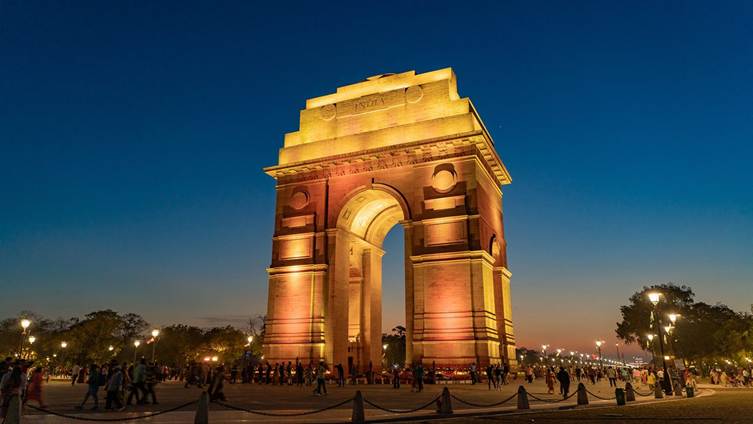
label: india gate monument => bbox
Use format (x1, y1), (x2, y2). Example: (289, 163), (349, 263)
(263, 68), (515, 371)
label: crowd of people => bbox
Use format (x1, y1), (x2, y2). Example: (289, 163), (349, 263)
(3, 353), (751, 418)
(709, 367), (753, 387)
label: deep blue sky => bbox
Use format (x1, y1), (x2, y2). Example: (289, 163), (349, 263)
(2, 1), (752, 356)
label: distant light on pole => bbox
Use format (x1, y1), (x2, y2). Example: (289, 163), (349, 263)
(61, 341), (68, 349)
(382, 344), (388, 350)
(134, 340), (141, 347)
(20, 319), (31, 331)
(248, 336), (254, 344)
(28, 336), (36, 344)
(151, 329), (160, 338)
(108, 345), (114, 352)
(647, 292), (661, 305)
(668, 313), (679, 324)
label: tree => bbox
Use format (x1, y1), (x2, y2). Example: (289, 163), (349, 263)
(382, 325), (406, 368)
(155, 324), (205, 367)
(615, 283), (695, 348)
(616, 284), (753, 368)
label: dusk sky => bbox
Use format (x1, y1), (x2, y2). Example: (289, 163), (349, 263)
(2, 1), (752, 358)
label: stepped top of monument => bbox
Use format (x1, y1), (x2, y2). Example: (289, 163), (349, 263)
(267, 67), (510, 186)
(305, 68), (458, 109)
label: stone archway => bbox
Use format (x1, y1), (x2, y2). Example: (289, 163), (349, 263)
(263, 68), (516, 371)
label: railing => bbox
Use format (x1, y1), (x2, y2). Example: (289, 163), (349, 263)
(9, 383), (703, 424)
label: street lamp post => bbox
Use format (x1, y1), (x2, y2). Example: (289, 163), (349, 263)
(646, 334), (656, 366)
(151, 329), (160, 362)
(133, 340), (141, 362)
(19, 319), (31, 357)
(595, 341), (604, 369)
(648, 291), (673, 395)
(615, 343), (622, 365)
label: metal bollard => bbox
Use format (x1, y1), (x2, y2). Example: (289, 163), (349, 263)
(194, 391), (209, 424)
(577, 383), (589, 406)
(615, 388), (626, 406)
(517, 385), (530, 410)
(436, 386), (453, 415)
(351, 390), (365, 424)
(686, 385), (695, 398)
(5, 394), (21, 424)
(625, 382), (636, 402)
(654, 383), (664, 399)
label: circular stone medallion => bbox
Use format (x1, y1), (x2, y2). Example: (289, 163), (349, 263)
(289, 191), (310, 209)
(320, 104), (336, 121)
(432, 169), (456, 193)
(405, 85), (424, 104)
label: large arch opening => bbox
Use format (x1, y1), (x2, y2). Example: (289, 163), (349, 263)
(336, 188), (408, 373)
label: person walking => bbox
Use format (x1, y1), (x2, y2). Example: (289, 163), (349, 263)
(314, 361), (327, 396)
(24, 366), (46, 408)
(71, 364), (81, 386)
(546, 367), (555, 394)
(415, 363), (424, 393)
(557, 366), (571, 399)
(127, 359), (147, 406)
(606, 366), (617, 387)
(144, 362), (159, 405)
(1, 363), (26, 419)
(296, 361), (304, 387)
(336, 363), (345, 387)
(486, 364), (494, 390)
(76, 364), (101, 410)
(105, 365), (124, 411)
(209, 365), (226, 402)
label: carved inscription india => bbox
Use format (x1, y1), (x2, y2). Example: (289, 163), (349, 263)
(336, 89), (405, 117)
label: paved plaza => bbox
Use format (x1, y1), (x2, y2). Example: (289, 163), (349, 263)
(427, 387), (753, 424)
(18, 378), (716, 423)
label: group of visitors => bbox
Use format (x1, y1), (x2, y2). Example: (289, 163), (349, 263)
(709, 367), (752, 387)
(0, 358), (45, 419)
(71, 358), (162, 411)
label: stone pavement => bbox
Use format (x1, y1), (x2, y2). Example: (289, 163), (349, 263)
(20, 378), (701, 423)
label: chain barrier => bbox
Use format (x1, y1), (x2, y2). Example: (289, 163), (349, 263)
(24, 400), (198, 422)
(449, 391), (518, 408)
(527, 390), (578, 403)
(214, 397), (353, 417)
(633, 388), (654, 397)
(363, 394), (441, 414)
(584, 388), (616, 401)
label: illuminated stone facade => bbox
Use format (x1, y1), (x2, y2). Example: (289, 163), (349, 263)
(263, 68), (515, 371)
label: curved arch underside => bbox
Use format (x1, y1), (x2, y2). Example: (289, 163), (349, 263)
(337, 189), (405, 247)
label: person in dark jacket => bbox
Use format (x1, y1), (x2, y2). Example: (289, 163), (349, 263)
(556, 366), (571, 399)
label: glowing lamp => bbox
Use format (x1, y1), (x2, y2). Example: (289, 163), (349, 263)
(28, 336), (36, 344)
(151, 329), (160, 338)
(108, 345), (114, 351)
(647, 292), (661, 305)
(667, 313), (679, 324)
(61, 341), (68, 349)
(134, 340), (141, 347)
(20, 319), (31, 330)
